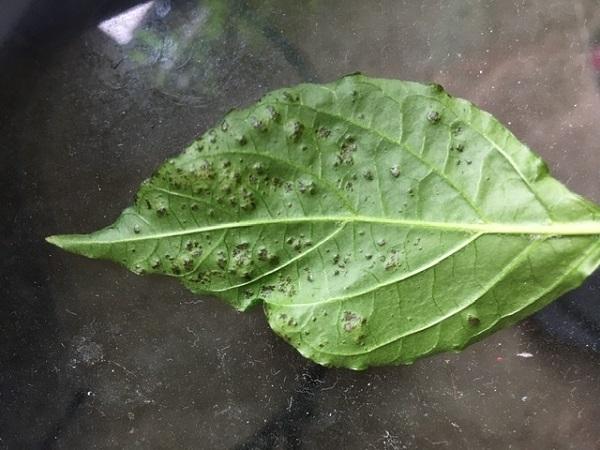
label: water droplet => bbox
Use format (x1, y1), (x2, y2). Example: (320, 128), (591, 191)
(363, 170), (374, 181)
(221, 121), (228, 131)
(452, 143), (464, 153)
(236, 135), (247, 146)
(133, 224), (141, 234)
(377, 239), (386, 246)
(390, 165), (401, 178)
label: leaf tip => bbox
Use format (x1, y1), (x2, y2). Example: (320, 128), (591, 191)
(46, 234), (64, 248)
(45, 233), (93, 257)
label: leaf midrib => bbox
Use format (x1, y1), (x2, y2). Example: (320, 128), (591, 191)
(50, 215), (600, 246)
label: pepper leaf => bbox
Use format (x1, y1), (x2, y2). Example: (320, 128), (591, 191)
(47, 75), (600, 369)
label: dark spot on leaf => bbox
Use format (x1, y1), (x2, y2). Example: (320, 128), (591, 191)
(427, 111), (441, 124)
(451, 122), (464, 135)
(250, 116), (266, 131)
(430, 83), (444, 93)
(287, 120), (304, 142)
(283, 91), (299, 102)
(266, 105), (280, 121)
(468, 315), (481, 326)
(316, 126), (331, 139)
(342, 311), (363, 332)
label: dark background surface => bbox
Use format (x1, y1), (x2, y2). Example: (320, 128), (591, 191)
(1, 1), (600, 449)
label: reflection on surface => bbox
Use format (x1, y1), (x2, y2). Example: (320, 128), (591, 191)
(98, 1), (155, 45)
(98, 0), (316, 107)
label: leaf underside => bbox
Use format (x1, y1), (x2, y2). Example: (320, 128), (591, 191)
(48, 75), (600, 370)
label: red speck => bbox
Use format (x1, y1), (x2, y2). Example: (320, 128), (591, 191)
(496, 356), (504, 363)
(591, 47), (600, 71)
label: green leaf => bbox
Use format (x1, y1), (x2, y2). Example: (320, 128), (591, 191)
(47, 75), (600, 370)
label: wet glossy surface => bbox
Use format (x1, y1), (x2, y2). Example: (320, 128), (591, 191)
(1, 1), (600, 448)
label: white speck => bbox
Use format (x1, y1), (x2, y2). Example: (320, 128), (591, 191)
(451, 422), (462, 431)
(521, 396), (528, 402)
(516, 352), (534, 358)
